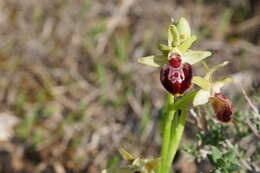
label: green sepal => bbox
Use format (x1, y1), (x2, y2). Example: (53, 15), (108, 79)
(178, 35), (197, 53)
(182, 50), (212, 65)
(192, 76), (210, 90)
(176, 17), (191, 39)
(193, 89), (211, 106)
(138, 55), (167, 67)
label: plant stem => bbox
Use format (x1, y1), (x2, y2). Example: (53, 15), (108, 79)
(159, 94), (176, 173)
(166, 105), (187, 172)
(159, 91), (195, 173)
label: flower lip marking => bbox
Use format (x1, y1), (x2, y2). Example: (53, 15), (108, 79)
(160, 53), (192, 95)
(167, 53), (185, 83)
(168, 66), (185, 83)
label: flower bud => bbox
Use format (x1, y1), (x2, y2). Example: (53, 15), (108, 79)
(209, 93), (233, 123)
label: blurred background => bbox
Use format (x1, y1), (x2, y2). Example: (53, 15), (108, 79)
(0, 0), (259, 172)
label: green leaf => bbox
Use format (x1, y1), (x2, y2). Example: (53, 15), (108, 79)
(211, 146), (222, 162)
(177, 17), (191, 39)
(168, 24), (180, 48)
(227, 163), (241, 172)
(208, 154), (216, 165)
(178, 35), (197, 53)
(193, 89), (211, 106)
(170, 90), (198, 110)
(138, 55), (167, 67)
(192, 76), (210, 90)
(182, 50), (212, 65)
(223, 149), (236, 161)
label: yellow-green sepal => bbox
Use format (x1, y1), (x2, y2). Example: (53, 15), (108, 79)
(182, 50), (212, 65)
(138, 55), (168, 67)
(176, 17), (191, 39)
(193, 89), (211, 106)
(192, 76), (210, 90)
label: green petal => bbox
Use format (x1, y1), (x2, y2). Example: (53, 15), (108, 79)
(192, 76), (210, 89)
(168, 24), (180, 48)
(193, 89), (211, 106)
(138, 55), (167, 67)
(178, 35), (197, 53)
(205, 61), (229, 80)
(158, 43), (170, 56)
(177, 17), (191, 38)
(212, 77), (232, 93)
(182, 50), (212, 65)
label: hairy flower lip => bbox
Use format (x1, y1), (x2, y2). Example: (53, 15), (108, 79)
(209, 93), (233, 123)
(160, 62), (192, 95)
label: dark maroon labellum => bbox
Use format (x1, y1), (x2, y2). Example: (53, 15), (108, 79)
(160, 55), (192, 95)
(209, 93), (233, 123)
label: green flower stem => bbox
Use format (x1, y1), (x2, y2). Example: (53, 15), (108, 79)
(158, 91), (196, 173)
(159, 94), (176, 173)
(166, 105), (187, 172)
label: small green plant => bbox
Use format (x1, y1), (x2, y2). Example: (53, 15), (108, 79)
(207, 147), (241, 173)
(102, 17), (236, 173)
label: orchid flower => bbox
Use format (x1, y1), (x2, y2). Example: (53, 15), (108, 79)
(138, 17), (211, 95)
(192, 61), (233, 122)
